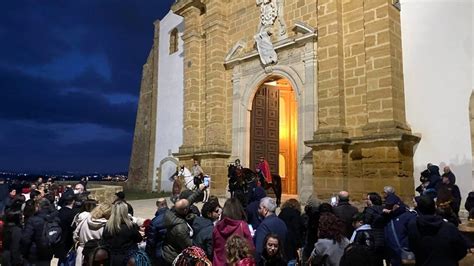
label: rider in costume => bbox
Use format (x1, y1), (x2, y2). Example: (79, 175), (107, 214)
(256, 156), (272, 186)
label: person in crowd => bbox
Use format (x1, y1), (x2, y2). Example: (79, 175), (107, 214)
(82, 239), (111, 266)
(57, 193), (78, 265)
(382, 186), (395, 200)
(442, 165), (456, 184)
(258, 233), (286, 266)
(421, 164), (442, 198)
(246, 186), (267, 229)
(362, 192), (386, 265)
(339, 243), (378, 266)
(2, 210), (24, 265)
(102, 201), (142, 266)
(278, 198), (305, 265)
(178, 189), (201, 216)
(350, 213), (375, 248)
(254, 197), (287, 264)
(74, 183), (85, 194)
(302, 195), (322, 263)
(465, 191), (474, 220)
(173, 246), (212, 266)
(80, 176), (89, 191)
(435, 185), (460, 227)
(145, 198), (169, 265)
(383, 193), (416, 266)
(4, 187), (16, 212)
(213, 197), (254, 266)
(162, 184), (205, 265)
(193, 198), (221, 259)
(21, 198), (60, 266)
(22, 198), (36, 224)
(308, 212), (349, 266)
(0, 177), (10, 215)
(437, 171), (461, 217)
(73, 199), (97, 227)
(225, 234), (256, 266)
(29, 189), (42, 203)
(114, 191), (134, 216)
(333, 191), (359, 239)
(350, 212), (381, 265)
(74, 202), (112, 266)
(408, 195), (468, 265)
(124, 249), (152, 266)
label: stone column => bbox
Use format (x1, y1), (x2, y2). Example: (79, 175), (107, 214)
(127, 20), (160, 191)
(306, 0), (420, 201)
(173, 1), (205, 154)
(299, 41), (317, 200)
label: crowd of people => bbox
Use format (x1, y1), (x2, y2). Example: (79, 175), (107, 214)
(0, 162), (473, 266)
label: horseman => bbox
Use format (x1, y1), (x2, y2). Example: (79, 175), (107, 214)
(256, 156), (272, 187)
(190, 159), (210, 202)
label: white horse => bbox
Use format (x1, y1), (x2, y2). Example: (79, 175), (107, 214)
(178, 167), (194, 190)
(177, 166), (211, 202)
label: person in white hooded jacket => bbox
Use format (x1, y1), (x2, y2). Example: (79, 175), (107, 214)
(73, 202), (112, 265)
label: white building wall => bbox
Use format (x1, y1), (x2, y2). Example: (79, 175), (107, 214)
(401, 0), (473, 199)
(153, 11), (184, 192)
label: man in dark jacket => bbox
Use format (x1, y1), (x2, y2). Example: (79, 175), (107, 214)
(383, 194), (416, 266)
(246, 186), (266, 229)
(333, 191), (359, 238)
(0, 177), (9, 215)
(408, 195), (467, 266)
(192, 198), (221, 259)
(21, 198), (61, 266)
(57, 194), (78, 264)
(255, 197), (288, 263)
(162, 184), (205, 265)
(146, 198), (169, 265)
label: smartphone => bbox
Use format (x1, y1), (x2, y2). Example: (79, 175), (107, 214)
(330, 196), (338, 206)
(203, 176), (210, 187)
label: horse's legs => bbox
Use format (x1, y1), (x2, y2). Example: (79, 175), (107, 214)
(271, 176), (282, 207)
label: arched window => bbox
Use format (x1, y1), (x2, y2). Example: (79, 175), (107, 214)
(169, 28), (179, 54)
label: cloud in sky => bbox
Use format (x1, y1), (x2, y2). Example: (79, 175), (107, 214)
(0, 0), (175, 172)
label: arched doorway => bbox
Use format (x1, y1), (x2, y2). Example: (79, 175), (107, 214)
(250, 77), (298, 194)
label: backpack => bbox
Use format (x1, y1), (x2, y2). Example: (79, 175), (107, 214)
(41, 214), (62, 248)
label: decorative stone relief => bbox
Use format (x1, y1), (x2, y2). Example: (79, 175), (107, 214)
(254, 0), (287, 66)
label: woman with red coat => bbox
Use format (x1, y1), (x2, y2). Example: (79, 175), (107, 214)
(212, 198), (255, 266)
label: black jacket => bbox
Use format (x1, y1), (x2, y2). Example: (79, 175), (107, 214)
(363, 205), (386, 250)
(278, 207), (305, 260)
(333, 201), (359, 238)
(58, 206), (78, 254)
(192, 216), (214, 259)
(21, 208), (60, 262)
(102, 223), (142, 266)
(3, 223), (23, 266)
(408, 214), (467, 266)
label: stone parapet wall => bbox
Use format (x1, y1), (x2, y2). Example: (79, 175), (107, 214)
(56, 182), (123, 204)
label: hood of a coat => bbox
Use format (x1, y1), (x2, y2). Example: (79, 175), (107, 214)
(87, 217), (107, 231)
(416, 214), (443, 235)
(215, 217), (247, 239)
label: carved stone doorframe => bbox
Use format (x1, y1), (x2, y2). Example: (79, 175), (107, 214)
(230, 44), (317, 200)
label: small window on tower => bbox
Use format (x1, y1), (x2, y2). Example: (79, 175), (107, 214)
(169, 28), (179, 54)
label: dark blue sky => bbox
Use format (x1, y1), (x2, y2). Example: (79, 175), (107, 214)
(0, 1), (175, 173)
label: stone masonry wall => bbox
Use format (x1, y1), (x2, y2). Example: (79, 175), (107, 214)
(171, 0), (418, 198)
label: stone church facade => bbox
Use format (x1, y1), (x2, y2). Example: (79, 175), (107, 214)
(128, 0), (473, 202)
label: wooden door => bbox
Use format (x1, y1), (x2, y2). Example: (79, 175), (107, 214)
(250, 86), (279, 175)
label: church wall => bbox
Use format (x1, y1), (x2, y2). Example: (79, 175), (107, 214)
(153, 11), (184, 192)
(401, 0), (473, 200)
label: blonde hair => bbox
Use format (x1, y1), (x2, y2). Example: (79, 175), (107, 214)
(225, 235), (253, 265)
(105, 201), (132, 235)
(91, 202), (112, 220)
